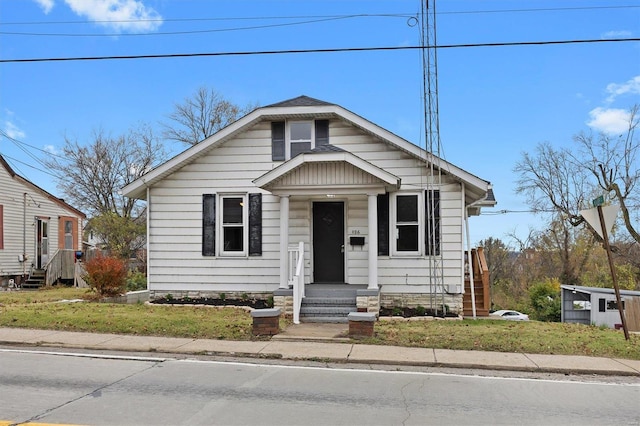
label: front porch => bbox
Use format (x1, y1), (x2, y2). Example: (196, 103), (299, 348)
(274, 283), (378, 323)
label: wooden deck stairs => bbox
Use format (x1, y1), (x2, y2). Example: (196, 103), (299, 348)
(463, 247), (491, 317)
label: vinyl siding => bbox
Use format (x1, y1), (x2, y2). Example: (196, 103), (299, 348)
(146, 119), (467, 293)
(0, 165), (83, 278)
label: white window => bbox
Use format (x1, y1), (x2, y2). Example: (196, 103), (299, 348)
(219, 194), (248, 256)
(391, 192), (422, 256)
(272, 120), (329, 161)
(64, 220), (73, 249)
(288, 121), (313, 158)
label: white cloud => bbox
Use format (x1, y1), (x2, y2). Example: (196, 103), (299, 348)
(586, 107), (631, 134)
(605, 75), (640, 104)
(63, 0), (162, 33)
(44, 144), (59, 155)
(4, 121), (26, 139)
(33, 0), (55, 14)
(602, 30), (632, 39)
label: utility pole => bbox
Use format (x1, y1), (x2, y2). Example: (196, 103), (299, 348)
(582, 197), (630, 340)
(596, 204), (630, 340)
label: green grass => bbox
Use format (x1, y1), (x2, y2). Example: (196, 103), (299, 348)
(1, 287), (638, 359)
(368, 319), (640, 360)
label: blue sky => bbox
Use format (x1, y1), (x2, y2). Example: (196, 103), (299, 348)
(1, 0), (639, 247)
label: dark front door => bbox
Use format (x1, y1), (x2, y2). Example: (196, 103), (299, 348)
(313, 201), (345, 283)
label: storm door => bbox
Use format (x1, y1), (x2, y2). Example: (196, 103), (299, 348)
(312, 201), (345, 283)
(36, 218), (49, 268)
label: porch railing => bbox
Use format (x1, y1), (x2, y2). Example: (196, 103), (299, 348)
(44, 249), (62, 286)
(288, 241), (305, 324)
(44, 249), (82, 287)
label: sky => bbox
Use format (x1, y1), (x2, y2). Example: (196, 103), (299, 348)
(1, 0), (639, 247)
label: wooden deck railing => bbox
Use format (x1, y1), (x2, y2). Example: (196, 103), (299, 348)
(44, 249), (77, 286)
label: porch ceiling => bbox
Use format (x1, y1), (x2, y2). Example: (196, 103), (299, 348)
(253, 151), (401, 196)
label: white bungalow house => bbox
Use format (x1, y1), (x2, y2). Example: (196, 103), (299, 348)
(122, 96), (496, 321)
(0, 155), (85, 288)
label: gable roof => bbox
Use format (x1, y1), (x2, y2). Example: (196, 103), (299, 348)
(0, 155), (86, 218)
(122, 96), (494, 203)
(265, 95), (334, 108)
(253, 149), (401, 194)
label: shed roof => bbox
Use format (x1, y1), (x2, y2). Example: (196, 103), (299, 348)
(561, 285), (640, 297)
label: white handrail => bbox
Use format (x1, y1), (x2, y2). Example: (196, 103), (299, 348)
(291, 241), (305, 324)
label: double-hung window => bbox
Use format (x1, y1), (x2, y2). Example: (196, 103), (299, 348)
(289, 121), (312, 158)
(203, 193), (262, 257)
(272, 120), (329, 161)
(220, 194), (247, 255)
(387, 190), (440, 257)
(392, 193), (421, 255)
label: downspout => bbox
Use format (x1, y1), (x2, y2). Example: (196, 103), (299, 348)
(146, 186), (150, 290)
(464, 189), (491, 320)
(23, 193), (27, 277)
(464, 199), (476, 319)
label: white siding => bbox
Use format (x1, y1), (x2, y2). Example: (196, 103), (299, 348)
(146, 119), (467, 294)
(0, 165), (83, 279)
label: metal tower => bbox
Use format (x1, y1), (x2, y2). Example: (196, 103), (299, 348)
(421, 0), (446, 313)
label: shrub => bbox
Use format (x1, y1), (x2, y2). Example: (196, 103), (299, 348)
(126, 270), (147, 292)
(528, 278), (561, 322)
(83, 255), (128, 297)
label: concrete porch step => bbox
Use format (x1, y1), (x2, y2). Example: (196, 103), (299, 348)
(301, 296), (356, 306)
(300, 306), (357, 315)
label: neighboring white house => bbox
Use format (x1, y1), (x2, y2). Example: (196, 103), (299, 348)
(122, 96), (496, 319)
(0, 155), (85, 287)
(561, 284), (640, 330)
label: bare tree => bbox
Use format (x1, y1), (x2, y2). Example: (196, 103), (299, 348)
(514, 104), (640, 245)
(45, 123), (166, 218)
(163, 87), (256, 146)
(574, 104), (640, 243)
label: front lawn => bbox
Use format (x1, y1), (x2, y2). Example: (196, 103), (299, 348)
(0, 287), (638, 359)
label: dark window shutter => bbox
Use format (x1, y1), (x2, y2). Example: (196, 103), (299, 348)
(377, 193), (389, 256)
(249, 193), (262, 256)
(272, 121), (285, 161)
(202, 194), (216, 256)
(425, 190), (440, 256)
(315, 119), (329, 146)
(599, 298), (606, 313)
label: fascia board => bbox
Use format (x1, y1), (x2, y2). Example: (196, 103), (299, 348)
(334, 107), (491, 193)
(122, 109), (265, 199)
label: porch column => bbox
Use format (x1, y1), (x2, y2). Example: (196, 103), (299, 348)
(279, 195), (290, 289)
(367, 193), (378, 290)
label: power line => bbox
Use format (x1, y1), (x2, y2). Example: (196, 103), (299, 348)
(0, 14), (407, 37)
(1, 5), (635, 27)
(0, 151), (61, 179)
(2, 38), (638, 64)
(0, 129), (67, 160)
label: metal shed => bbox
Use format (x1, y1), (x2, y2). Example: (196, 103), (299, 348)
(561, 285), (640, 330)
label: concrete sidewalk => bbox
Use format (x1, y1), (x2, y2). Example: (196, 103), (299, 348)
(0, 325), (639, 377)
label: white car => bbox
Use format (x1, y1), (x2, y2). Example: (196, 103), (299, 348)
(489, 310), (529, 321)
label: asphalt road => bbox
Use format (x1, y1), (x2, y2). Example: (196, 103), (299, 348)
(1, 349), (639, 425)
